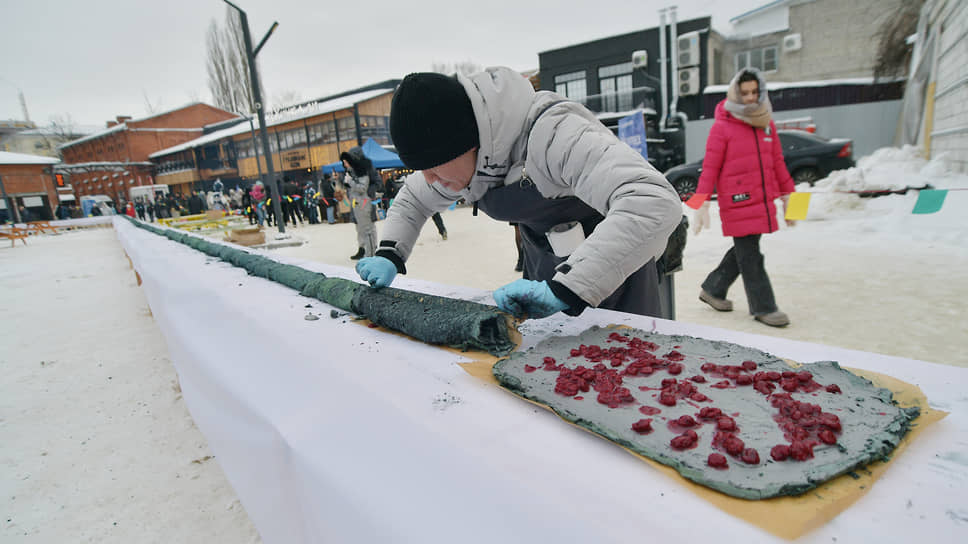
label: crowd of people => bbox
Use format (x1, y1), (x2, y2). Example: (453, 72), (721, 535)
(100, 171), (405, 232)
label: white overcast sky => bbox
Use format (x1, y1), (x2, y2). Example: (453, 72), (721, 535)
(0, 0), (766, 127)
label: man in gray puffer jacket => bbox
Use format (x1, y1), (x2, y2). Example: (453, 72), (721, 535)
(356, 67), (681, 318)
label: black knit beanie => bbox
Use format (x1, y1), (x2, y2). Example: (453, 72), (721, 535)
(390, 72), (480, 170)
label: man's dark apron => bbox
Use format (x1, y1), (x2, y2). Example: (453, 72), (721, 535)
(476, 179), (662, 317)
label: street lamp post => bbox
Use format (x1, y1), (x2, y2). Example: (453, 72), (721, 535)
(221, 1), (284, 233)
(245, 115), (264, 185)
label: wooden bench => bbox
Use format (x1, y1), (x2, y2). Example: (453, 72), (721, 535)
(0, 226), (29, 247)
(26, 220), (59, 234)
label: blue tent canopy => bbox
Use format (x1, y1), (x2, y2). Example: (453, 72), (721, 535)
(321, 138), (404, 174)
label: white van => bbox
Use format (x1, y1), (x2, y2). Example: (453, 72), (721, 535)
(80, 195), (116, 216)
(129, 184), (169, 203)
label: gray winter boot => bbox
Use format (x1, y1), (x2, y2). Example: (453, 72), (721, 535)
(699, 289), (733, 312)
(755, 311), (790, 327)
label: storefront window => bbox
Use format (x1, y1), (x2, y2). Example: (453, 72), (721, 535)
(360, 115), (390, 144)
(337, 116), (356, 143)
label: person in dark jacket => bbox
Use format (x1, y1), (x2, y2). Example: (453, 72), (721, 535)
(241, 189), (255, 225)
(319, 174), (337, 224)
(188, 191), (204, 215)
(691, 68), (796, 328)
(303, 182), (319, 224)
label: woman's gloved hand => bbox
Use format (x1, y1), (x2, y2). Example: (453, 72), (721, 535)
(356, 256), (397, 288)
(693, 201), (710, 235)
(493, 279), (569, 319)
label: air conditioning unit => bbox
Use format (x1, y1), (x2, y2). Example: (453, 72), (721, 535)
(783, 33), (802, 52)
(631, 49), (649, 69)
(678, 67), (700, 96)
(677, 31), (701, 67)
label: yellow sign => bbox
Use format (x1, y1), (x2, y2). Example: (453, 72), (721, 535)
(281, 150), (309, 170)
(785, 192), (811, 221)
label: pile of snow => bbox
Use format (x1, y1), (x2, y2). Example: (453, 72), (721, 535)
(811, 145), (953, 193)
(793, 146), (968, 250)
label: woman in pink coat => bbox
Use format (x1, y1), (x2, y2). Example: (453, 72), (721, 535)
(693, 68), (795, 327)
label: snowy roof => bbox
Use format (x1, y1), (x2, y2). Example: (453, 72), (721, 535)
(59, 102), (230, 150)
(703, 76), (903, 94)
(0, 151), (60, 165)
(149, 122), (256, 158)
(729, 0), (791, 23)
(150, 88), (393, 159)
(59, 123), (126, 149)
(53, 161), (153, 173)
(263, 88), (392, 126)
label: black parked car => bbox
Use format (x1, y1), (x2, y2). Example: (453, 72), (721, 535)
(664, 130), (855, 199)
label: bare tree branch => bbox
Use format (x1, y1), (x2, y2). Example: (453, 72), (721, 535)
(205, 6), (262, 114)
(270, 89), (303, 111)
(873, 0), (924, 80)
(143, 90), (160, 114)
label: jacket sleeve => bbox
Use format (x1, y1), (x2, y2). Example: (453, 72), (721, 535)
(374, 172), (461, 273)
(527, 107), (682, 308)
(696, 120), (726, 196)
(771, 122), (795, 194)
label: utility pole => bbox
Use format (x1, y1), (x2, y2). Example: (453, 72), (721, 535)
(222, 1), (284, 233)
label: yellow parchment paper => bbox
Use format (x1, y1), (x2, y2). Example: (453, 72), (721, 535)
(458, 333), (947, 541)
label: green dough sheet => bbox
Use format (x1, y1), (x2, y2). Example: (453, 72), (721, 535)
(124, 217), (516, 356)
(492, 326), (919, 500)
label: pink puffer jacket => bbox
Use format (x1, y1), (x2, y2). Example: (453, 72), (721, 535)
(695, 100), (795, 237)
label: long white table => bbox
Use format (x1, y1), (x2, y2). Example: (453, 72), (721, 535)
(114, 218), (968, 543)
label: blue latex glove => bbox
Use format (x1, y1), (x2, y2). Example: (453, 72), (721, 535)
(356, 256), (397, 288)
(493, 279), (569, 319)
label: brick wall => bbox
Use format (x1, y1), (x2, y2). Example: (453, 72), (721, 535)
(0, 163), (59, 218)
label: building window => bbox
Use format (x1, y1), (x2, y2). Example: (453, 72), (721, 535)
(598, 62), (633, 112)
(275, 127), (307, 151)
(359, 115), (390, 145)
(237, 138), (252, 158)
(336, 116), (356, 143)
(555, 70), (587, 102)
(735, 46), (778, 73)
(308, 120), (337, 145)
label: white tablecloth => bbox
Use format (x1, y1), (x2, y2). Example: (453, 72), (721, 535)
(115, 218), (968, 543)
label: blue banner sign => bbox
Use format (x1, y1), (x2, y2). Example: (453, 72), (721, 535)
(618, 111), (648, 160)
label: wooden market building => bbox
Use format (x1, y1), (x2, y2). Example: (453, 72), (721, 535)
(150, 80), (400, 193)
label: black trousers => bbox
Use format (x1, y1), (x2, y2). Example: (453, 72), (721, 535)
(701, 234), (778, 315)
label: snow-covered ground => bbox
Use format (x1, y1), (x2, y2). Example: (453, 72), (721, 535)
(1, 146), (965, 541)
